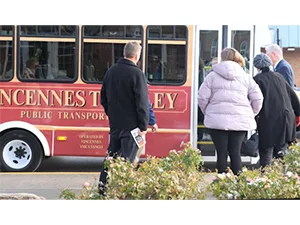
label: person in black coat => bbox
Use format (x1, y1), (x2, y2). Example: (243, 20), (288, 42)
(99, 41), (149, 195)
(253, 53), (300, 167)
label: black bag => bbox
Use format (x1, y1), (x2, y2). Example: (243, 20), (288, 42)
(241, 132), (259, 157)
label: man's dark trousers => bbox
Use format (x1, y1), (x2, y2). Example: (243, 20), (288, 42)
(98, 127), (138, 195)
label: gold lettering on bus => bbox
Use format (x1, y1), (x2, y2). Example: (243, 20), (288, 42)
(76, 90), (86, 107)
(50, 90), (63, 106)
(0, 89), (12, 105)
(37, 90), (50, 106)
(57, 111), (106, 120)
(89, 91), (100, 107)
(18, 110), (108, 120)
(154, 93), (165, 109)
(13, 89), (25, 106)
(64, 90), (75, 107)
(166, 93), (178, 109)
(63, 112), (68, 119)
(0, 88), (179, 111)
(153, 92), (179, 110)
(79, 134), (104, 149)
(2, 88), (71, 107)
(25, 90), (37, 106)
(20, 110), (53, 119)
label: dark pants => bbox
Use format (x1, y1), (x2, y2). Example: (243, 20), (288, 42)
(210, 129), (247, 175)
(99, 128), (138, 195)
(260, 143), (288, 168)
(273, 143), (289, 159)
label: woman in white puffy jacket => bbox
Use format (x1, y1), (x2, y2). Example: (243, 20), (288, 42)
(198, 48), (263, 175)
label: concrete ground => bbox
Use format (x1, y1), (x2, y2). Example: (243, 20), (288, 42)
(0, 172), (216, 200)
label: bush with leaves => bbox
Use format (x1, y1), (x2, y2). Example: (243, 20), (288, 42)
(284, 144), (300, 174)
(60, 142), (208, 200)
(210, 160), (300, 200)
(59, 180), (103, 200)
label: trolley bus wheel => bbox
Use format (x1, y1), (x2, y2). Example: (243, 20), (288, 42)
(0, 130), (44, 172)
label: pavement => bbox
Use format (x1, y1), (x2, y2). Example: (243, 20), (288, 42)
(0, 173), (99, 200)
(0, 172), (216, 200)
(0, 156), (217, 200)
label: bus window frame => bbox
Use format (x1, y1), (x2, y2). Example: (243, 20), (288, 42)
(145, 25), (188, 86)
(19, 26), (78, 38)
(16, 25), (79, 84)
(82, 25), (144, 40)
(0, 25), (14, 36)
(0, 25), (15, 82)
(81, 25), (144, 84)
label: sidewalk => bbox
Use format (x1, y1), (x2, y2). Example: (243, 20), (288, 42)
(0, 193), (45, 200)
(0, 173), (217, 200)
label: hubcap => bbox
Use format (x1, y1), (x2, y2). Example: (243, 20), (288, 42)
(2, 140), (32, 170)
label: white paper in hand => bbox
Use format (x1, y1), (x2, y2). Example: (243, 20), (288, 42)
(131, 128), (146, 148)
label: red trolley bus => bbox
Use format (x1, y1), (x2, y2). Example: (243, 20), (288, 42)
(0, 25), (272, 172)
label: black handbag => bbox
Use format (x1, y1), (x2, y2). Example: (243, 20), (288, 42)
(241, 132), (259, 157)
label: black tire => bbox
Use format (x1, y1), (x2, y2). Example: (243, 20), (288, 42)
(0, 129), (44, 172)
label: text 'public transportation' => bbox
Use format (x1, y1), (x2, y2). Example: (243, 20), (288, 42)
(0, 25), (272, 172)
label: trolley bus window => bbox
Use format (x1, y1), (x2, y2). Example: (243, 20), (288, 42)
(20, 26), (76, 37)
(83, 43), (125, 82)
(231, 30), (250, 73)
(0, 25), (14, 81)
(199, 30), (219, 85)
(81, 25), (143, 83)
(18, 26), (78, 82)
(0, 26), (13, 36)
(148, 26), (186, 39)
(146, 25), (187, 85)
(83, 25), (142, 38)
(198, 30), (219, 156)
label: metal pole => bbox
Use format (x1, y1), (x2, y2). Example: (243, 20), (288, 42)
(222, 25), (228, 49)
(276, 28), (280, 45)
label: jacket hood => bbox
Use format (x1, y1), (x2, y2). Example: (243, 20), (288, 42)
(212, 61), (245, 80)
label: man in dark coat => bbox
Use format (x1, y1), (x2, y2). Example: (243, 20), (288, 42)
(265, 44), (294, 87)
(253, 53), (300, 167)
(99, 41), (149, 194)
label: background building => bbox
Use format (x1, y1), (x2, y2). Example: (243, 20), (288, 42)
(269, 25), (300, 86)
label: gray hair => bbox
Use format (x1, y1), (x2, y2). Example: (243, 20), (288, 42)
(123, 41), (141, 58)
(265, 44), (283, 57)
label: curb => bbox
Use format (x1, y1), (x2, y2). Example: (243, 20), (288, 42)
(0, 193), (46, 200)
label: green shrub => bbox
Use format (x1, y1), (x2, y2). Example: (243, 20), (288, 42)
(60, 142), (208, 200)
(210, 161), (300, 200)
(59, 179), (104, 200)
(284, 144), (300, 174)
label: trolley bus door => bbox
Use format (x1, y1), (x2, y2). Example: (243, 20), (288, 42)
(227, 25), (255, 77)
(194, 25), (260, 165)
(227, 25), (259, 164)
(193, 25), (223, 163)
